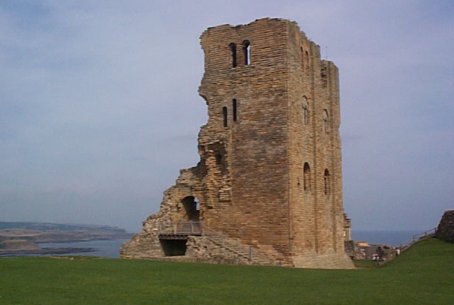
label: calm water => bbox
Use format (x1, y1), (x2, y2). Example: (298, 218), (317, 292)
(352, 230), (422, 246)
(36, 231), (425, 258)
(39, 239), (129, 258)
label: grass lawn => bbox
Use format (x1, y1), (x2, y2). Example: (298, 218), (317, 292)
(0, 238), (453, 305)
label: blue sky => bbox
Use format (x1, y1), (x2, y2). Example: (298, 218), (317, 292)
(1, 0), (453, 232)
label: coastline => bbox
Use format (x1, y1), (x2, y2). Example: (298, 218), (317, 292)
(0, 222), (133, 257)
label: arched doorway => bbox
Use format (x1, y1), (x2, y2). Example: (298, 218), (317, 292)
(181, 196), (200, 221)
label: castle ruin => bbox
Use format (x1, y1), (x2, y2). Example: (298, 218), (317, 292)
(121, 18), (354, 269)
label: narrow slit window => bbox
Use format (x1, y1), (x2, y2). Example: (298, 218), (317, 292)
(300, 47), (305, 69)
(232, 99), (237, 122)
(302, 97), (309, 125)
(215, 153), (222, 164)
(222, 107), (228, 127)
(303, 162), (311, 192)
(242, 40), (251, 65)
(324, 169), (331, 195)
(229, 43), (237, 68)
(322, 109), (329, 134)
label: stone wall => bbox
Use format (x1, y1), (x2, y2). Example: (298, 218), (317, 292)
(199, 18), (292, 258)
(121, 18), (353, 269)
(436, 210), (454, 243)
(121, 168), (202, 258)
(186, 235), (285, 266)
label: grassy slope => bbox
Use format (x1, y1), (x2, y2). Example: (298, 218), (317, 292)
(0, 238), (452, 305)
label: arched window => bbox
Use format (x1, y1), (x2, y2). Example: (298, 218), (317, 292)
(229, 43), (237, 68)
(301, 47), (309, 69)
(300, 47), (304, 69)
(302, 97), (309, 125)
(232, 99), (238, 122)
(322, 109), (329, 134)
(303, 162), (311, 192)
(324, 169), (331, 195)
(222, 107), (228, 127)
(242, 40), (251, 65)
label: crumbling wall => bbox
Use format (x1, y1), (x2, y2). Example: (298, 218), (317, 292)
(436, 210), (454, 243)
(121, 167), (203, 258)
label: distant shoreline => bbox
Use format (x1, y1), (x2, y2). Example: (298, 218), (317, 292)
(0, 247), (95, 257)
(0, 221), (133, 256)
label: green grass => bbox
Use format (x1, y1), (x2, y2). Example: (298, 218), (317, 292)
(0, 238), (453, 305)
(352, 259), (378, 269)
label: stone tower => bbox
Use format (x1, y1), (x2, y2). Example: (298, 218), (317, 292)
(121, 18), (353, 269)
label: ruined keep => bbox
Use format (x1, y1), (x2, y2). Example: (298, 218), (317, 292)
(121, 18), (354, 269)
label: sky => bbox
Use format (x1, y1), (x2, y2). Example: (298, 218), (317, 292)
(1, 0), (453, 233)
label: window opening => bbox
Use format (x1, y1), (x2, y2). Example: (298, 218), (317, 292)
(232, 99), (238, 122)
(301, 47), (304, 69)
(229, 43), (237, 68)
(303, 162), (311, 192)
(302, 97), (309, 125)
(182, 196), (200, 221)
(321, 66), (328, 87)
(215, 153), (223, 164)
(222, 107), (228, 127)
(242, 40), (251, 65)
(322, 109), (329, 134)
(324, 169), (331, 195)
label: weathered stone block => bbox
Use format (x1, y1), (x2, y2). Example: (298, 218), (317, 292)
(436, 210), (454, 243)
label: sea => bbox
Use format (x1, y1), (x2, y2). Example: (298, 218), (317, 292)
(352, 230), (423, 247)
(33, 230), (424, 258)
(38, 239), (130, 258)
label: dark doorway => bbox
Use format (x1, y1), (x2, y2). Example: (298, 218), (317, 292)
(160, 239), (187, 256)
(181, 196), (200, 221)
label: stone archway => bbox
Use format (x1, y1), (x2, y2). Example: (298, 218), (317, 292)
(181, 196), (200, 221)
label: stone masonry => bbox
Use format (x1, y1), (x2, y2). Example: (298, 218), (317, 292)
(436, 210), (454, 243)
(121, 18), (354, 269)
